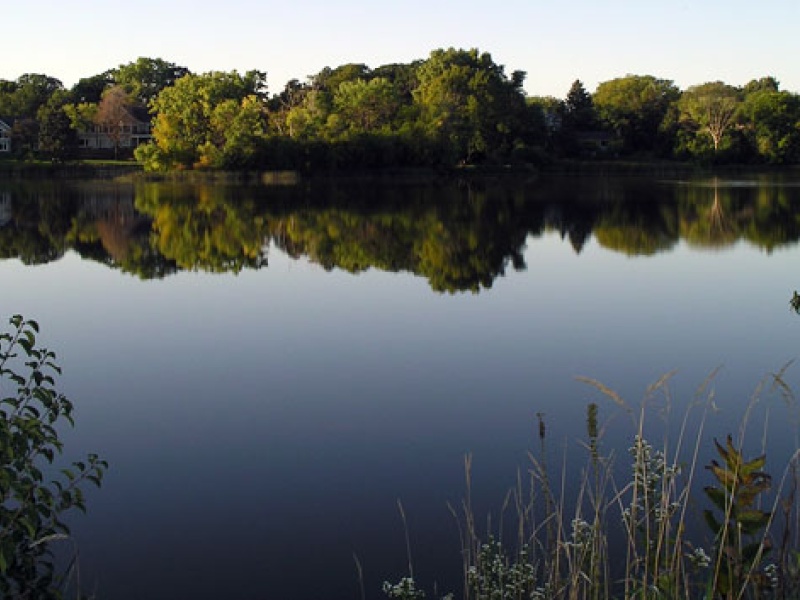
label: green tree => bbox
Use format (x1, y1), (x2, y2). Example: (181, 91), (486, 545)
(0, 315), (107, 597)
(740, 80), (800, 164)
(678, 81), (741, 153)
(135, 70), (267, 170)
(283, 90), (332, 141)
(36, 90), (77, 161)
(372, 62), (422, 101)
(563, 79), (597, 131)
(593, 75), (680, 154)
(331, 77), (400, 135)
(742, 76), (780, 95)
(311, 63), (371, 93)
(413, 47), (531, 164)
(0, 74), (63, 120)
(526, 96), (562, 152)
(111, 57), (190, 106)
(267, 79), (311, 136)
(70, 73), (112, 104)
(63, 102), (98, 134)
(198, 96), (267, 168)
(0, 74), (64, 157)
(558, 80), (601, 157)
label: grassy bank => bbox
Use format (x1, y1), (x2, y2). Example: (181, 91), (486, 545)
(0, 158), (144, 179)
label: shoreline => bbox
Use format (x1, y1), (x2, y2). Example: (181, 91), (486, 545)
(2, 157), (799, 183)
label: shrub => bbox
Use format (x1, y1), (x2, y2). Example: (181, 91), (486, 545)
(0, 314), (107, 597)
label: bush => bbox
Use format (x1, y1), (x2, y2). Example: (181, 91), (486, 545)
(0, 314), (107, 597)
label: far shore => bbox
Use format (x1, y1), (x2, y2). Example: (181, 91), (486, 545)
(2, 157), (798, 183)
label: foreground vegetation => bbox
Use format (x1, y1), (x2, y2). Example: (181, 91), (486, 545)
(382, 368), (800, 599)
(0, 315), (107, 598)
(2, 52), (800, 172)
(1, 312), (798, 598)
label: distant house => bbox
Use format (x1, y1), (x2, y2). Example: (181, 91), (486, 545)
(575, 131), (619, 157)
(77, 106), (153, 156)
(0, 119), (12, 153)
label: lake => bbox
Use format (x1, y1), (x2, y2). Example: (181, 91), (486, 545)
(1, 171), (800, 599)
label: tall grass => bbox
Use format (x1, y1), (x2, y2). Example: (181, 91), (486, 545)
(385, 366), (800, 599)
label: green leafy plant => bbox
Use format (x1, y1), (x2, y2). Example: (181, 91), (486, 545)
(703, 435), (772, 598)
(0, 314), (107, 597)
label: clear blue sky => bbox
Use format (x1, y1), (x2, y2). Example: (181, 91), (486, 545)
(6, 0), (799, 98)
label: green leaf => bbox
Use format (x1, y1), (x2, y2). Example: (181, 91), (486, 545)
(737, 509), (771, 535)
(709, 462), (738, 490)
(704, 485), (728, 512)
(741, 454), (766, 476)
(703, 509), (722, 535)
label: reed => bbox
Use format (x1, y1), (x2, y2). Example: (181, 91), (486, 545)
(383, 366), (800, 600)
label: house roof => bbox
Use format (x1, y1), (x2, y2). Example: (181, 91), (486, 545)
(129, 105), (151, 123)
(0, 118), (13, 131)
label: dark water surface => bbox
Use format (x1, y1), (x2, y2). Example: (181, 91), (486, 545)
(1, 172), (800, 599)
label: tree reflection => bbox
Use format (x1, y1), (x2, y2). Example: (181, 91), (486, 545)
(2, 175), (800, 291)
(134, 184), (270, 273)
(679, 179), (742, 248)
(266, 181), (532, 293)
(790, 291), (800, 314)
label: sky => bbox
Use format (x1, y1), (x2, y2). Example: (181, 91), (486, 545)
(4, 0), (800, 99)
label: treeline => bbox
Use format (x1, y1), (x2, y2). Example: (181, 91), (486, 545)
(2, 50), (800, 170)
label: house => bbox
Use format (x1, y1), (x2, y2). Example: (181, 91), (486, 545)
(575, 131), (619, 157)
(77, 106), (153, 156)
(0, 119), (12, 153)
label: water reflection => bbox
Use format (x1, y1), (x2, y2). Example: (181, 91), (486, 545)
(790, 291), (800, 314)
(2, 174), (800, 291)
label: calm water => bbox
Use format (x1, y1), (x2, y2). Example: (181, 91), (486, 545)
(2, 172), (800, 599)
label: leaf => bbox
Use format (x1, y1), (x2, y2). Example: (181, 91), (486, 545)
(741, 541), (766, 566)
(709, 462), (738, 490)
(714, 437), (730, 461)
(737, 509), (771, 535)
(703, 509), (722, 535)
(704, 485), (728, 511)
(741, 454), (766, 477)
(724, 435), (743, 471)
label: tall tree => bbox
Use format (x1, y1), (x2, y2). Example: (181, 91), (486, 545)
(413, 48), (530, 164)
(0, 74), (63, 120)
(332, 77), (400, 135)
(37, 90), (76, 160)
(593, 75), (680, 154)
(267, 79), (311, 136)
(136, 70), (267, 170)
(95, 85), (137, 159)
(112, 57), (190, 106)
(678, 81), (741, 152)
(740, 81), (800, 164)
(71, 73), (112, 103)
(563, 80), (597, 131)
(283, 89), (331, 140)
(311, 63), (371, 92)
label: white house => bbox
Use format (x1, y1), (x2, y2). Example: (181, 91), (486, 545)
(77, 106), (153, 154)
(0, 119), (12, 153)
